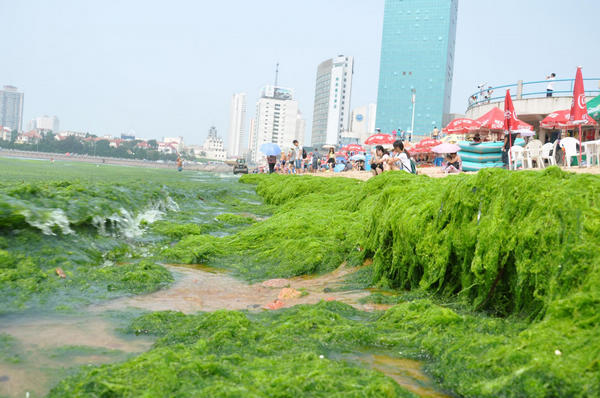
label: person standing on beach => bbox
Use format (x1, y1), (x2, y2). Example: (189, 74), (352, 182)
(431, 126), (439, 140)
(312, 150), (320, 172)
(291, 140), (303, 174)
(546, 73), (556, 97)
(266, 155), (277, 174)
(501, 132), (518, 169)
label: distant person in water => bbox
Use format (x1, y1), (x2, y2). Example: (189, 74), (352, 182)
(176, 156), (183, 172)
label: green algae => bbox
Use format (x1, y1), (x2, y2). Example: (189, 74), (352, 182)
(45, 345), (125, 360)
(150, 221), (208, 239)
(4, 158), (600, 397)
(157, 169), (600, 397)
(0, 333), (23, 364)
(49, 298), (597, 397)
(49, 302), (415, 398)
(163, 174), (365, 280)
(0, 159), (267, 314)
(215, 213), (256, 225)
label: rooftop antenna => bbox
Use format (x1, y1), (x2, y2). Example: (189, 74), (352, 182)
(274, 62), (279, 87)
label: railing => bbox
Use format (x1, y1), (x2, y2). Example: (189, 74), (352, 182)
(467, 78), (600, 109)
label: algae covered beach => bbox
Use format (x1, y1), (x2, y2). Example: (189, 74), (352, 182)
(1, 157), (599, 397)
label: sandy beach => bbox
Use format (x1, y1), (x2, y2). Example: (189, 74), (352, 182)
(302, 164), (600, 181)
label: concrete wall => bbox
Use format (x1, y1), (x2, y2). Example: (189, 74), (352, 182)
(466, 97), (573, 122)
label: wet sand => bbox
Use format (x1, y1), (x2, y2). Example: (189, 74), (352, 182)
(94, 263), (373, 314)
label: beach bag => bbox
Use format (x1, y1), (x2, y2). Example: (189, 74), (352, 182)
(409, 158), (417, 174)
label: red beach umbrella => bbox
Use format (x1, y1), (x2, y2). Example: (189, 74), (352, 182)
(504, 90), (520, 166)
(541, 110), (570, 129)
(569, 67), (590, 165)
(364, 133), (395, 145)
(418, 138), (442, 147)
(475, 107), (506, 130)
(541, 109), (597, 129)
(444, 118), (481, 134)
(341, 144), (365, 152)
(511, 119), (534, 131)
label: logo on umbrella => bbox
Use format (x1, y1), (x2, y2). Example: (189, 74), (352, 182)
(577, 95), (586, 110)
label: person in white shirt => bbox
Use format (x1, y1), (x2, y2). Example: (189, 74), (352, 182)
(546, 73), (556, 97)
(291, 140), (303, 174)
(387, 140), (412, 173)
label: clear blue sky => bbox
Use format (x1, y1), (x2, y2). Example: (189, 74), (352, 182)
(1, 0), (599, 146)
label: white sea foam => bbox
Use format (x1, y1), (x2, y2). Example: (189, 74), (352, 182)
(21, 208), (74, 236)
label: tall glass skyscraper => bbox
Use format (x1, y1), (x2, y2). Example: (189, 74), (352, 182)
(375, 0), (458, 138)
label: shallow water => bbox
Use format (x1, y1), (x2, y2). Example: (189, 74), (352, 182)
(96, 263), (371, 313)
(331, 352), (451, 398)
(363, 354), (452, 398)
(0, 314), (153, 398)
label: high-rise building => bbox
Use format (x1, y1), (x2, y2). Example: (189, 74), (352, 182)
(349, 104), (377, 144)
(250, 85), (301, 163)
(375, 0), (458, 139)
(0, 85), (24, 132)
(227, 93), (246, 157)
(33, 115), (60, 132)
(311, 55), (354, 148)
(203, 127), (226, 161)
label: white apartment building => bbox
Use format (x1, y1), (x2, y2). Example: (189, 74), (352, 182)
(227, 93), (246, 157)
(1, 126), (12, 141)
(203, 126), (226, 161)
(348, 104), (377, 144)
(33, 115), (60, 132)
(310, 55), (354, 148)
(164, 136), (184, 153)
(250, 86), (303, 163)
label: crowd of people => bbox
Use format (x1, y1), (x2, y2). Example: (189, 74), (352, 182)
(258, 137), (467, 176)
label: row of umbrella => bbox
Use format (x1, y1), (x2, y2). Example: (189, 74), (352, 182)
(443, 108), (534, 135)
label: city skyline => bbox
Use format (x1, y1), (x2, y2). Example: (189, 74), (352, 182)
(1, 1), (599, 146)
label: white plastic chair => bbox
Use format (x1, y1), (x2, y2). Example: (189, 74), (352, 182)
(540, 142), (557, 166)
(583, 141), (599, 167)
(559, 137), (581, 167)
(509, 146), (524, 170)
(524, 139), (544, 169)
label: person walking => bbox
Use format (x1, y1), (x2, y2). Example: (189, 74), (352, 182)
(266, 155), (277, 174)
(431, 126), (439, 140)
(291, 140), (303, 174)
(546, 73), (556, 97)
